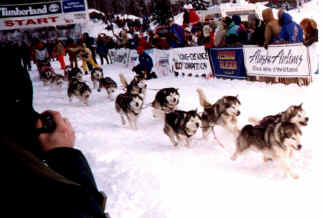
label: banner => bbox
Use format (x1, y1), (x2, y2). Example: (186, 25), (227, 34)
(109, 48), (129, 65)
(154, 49), (170, 77)
(209, 47), (246, 79)
(127, 49), (170, 77)
(243, 44), (311, 77)
(0, 0), (88, 30)
(169, 46), (212, 78)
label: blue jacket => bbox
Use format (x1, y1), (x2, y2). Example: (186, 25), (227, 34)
(169, 24), (185, 48)
(138, 52), (153, 72)
(279, 12), (304, 43)
(226, 22), (239, 37)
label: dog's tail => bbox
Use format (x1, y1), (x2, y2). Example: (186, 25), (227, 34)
(196, 88), (212, 108)
(248, 117), (260, 125)
(119, 73), (128, 89)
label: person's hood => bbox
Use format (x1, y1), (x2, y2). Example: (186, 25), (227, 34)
(281, 12), (293, 25)
(262, 8), (275, 23)
(232, 15), (241, 25)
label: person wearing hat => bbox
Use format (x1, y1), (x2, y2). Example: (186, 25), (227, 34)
(132, 46), (156, 79)
(247, 14), (265, 46)
(223, 16), (240, 46)
(168, 17), (185, 48)
(262, 8), (281, 48)
(78, 43), (99, 74)
(34, 41), (50, 72)
(183, 4), (200, 27)
(232, 14), (248, 44)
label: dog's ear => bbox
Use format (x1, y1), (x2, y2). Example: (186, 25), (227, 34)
(235, 94), (239, 99)
(299, 103), (303, 108)
(310, 19), (317, 30)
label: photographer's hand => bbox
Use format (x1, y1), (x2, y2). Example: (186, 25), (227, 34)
(36, 110), (75, 152)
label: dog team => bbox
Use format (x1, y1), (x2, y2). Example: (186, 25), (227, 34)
(40, 66), (309, 179)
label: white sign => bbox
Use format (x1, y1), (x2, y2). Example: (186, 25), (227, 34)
(0, 0), (89, 30)
(169, 46), (212, 77)
(243, 44), (311, 78)
(109, 48), (129, 65)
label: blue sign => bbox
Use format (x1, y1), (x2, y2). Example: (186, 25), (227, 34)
(209, 47), (246, 79)
(62, 0), (86, 13)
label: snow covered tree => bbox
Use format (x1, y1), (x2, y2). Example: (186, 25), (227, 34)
(186, 0), (210, 10)
(151, 0), (172, 26)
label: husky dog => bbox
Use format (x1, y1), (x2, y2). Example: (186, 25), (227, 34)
(196, 88), (241, 140)
(164, 110), (201, 147)
(231, 122), (303, 179)
(39, 66), (54, 86)
(119, 73), (147, 98)
(67, 67), (83, 82)
(50, 73), (65, 87)
(249, 104), (309, 130)
(91, 67), (104, 89)
(115, 93), (143, 129)
(98, 77), (118, 99)
(64, 65), (73, 81)
(67, 79), (91, 105)
(152, 88), (180, 118)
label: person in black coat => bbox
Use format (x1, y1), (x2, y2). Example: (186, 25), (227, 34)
(0, 45), (109, 218)
(247, 14), (266, 46)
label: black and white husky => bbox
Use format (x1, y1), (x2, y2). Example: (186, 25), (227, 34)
(115, 93), (143, 129)
(249, 104), (309, 130)
(67, 67), (83, 82)
(91, 67), (103, 90)
(50, 73), (65, 87)
(152, 88), (180, 118)
(67, 79), (91, 105)
(119, 73), (147, 98)
(98, 77), (118, 99)
(164, 110), (201, 147)
(231, 121), (303, 179)
(196, 88), (241, 140)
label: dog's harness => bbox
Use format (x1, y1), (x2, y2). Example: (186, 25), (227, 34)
(182, 116), (195, 138)
(201, 103), (226, 128)
(264, 123), (286, 150)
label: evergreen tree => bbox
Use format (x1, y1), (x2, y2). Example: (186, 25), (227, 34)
(151, 0), (172, 26)
(186, 0), (210, 10)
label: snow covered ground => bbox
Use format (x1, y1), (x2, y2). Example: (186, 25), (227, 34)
(30, 1), (320, 217)
(31, 58), (318, 218)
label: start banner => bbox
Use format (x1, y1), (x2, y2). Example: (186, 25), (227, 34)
(0, 0), (89, 30)
(243, 44), (312, 78)
(169, 46), (212, 78)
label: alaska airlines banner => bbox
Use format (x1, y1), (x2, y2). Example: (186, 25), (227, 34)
(243, 44), (311, 77)
(169, 46), (212, 78)
(209, 47), (246, 79)
(0, 0), (88, 30)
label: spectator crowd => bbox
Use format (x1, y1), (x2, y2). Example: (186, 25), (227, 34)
(0, 4), (318, 73)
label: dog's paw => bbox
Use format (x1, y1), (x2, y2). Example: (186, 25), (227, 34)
(291, 173), (299, 180)
(231, 154), (237, 161)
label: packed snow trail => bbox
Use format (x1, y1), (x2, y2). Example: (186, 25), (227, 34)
(31, 59), (316, 218)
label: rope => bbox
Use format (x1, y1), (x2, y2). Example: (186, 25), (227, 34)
(147, 88), (161, 91)
(142, 102), (153, 110)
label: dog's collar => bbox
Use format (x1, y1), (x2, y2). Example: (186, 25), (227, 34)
(130, 110), (139, 116)
(265, 123), (286, 150)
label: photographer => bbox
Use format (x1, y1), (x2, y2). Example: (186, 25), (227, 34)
(1, 45), (109, 218)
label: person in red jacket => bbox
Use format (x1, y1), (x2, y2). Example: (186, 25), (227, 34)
(183, 4), (200, 26)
